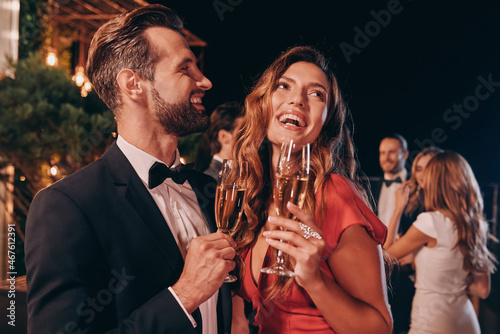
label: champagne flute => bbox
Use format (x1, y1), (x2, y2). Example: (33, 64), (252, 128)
(215, 159), (248, 283)
(260, 139), (310, 277)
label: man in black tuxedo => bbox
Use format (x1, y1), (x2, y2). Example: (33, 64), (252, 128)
(370, 133), (414, 334)
(25, 5), (235, 333)
(370, 134), (409, 228)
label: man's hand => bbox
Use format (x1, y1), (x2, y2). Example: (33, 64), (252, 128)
(171, 232), (236, 313)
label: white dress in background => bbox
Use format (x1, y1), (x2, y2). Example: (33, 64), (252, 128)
(409, 211), (480, 334)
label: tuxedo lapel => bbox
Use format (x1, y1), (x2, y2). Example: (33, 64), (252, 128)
(102, 143), (184, 276)
(369, 177), (383, 214)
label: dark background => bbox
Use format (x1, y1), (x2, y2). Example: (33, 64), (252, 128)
(153, 0), (500, 184)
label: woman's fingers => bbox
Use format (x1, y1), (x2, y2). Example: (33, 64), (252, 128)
(287, 202), (320, 230)
(267, 215), (301, 233)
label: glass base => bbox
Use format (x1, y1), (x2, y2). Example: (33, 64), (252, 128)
(260, 264), (296, 277)
(224, 274), (238, 283)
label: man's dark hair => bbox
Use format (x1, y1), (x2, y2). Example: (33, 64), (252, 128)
(86, 5), (183, 111)
(383, 133), (408, 153)
(195, 102), (241, 171)
(207, 101), (241, 155)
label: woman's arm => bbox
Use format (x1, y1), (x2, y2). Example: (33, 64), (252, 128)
(384, 182), (437, 261)
(321, 225), (393, 334)
(386, 225), (435, 260)
(466, 271), (491, 299)
(384, 182), (410, 248)
(264, 203), (393, 334)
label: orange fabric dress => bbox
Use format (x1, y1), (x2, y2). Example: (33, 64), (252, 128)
(238, 174), (387, 333)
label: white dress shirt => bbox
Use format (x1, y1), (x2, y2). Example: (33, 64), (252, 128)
(212, 154), (224, 163)
(377, 169), (407, 227)
(117, 136), (218, 334)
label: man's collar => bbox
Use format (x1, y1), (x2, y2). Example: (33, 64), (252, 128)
(212, 154), (224, 163)
(116, 135), (181, 186)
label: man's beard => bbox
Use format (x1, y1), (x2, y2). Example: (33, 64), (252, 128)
(383, 160), (403, 174)
(152, 86), (209, 137)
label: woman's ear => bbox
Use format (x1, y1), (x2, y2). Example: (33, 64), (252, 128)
(116, 69), (145, 101)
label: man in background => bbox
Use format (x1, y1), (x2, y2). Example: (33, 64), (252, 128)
(371, 133), (409, 227)
(197, 101), (242, 179)
(370, 133), (414, 334)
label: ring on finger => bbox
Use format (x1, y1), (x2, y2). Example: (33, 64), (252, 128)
(298, 222), (322, 240)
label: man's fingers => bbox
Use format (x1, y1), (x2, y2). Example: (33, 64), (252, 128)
(188, 239), (236, 260)
(190, 232), (236, 249)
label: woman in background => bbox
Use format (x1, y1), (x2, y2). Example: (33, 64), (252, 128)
(404, 146), (444, 220)
(231, 46), (392, 333)
(386, 151), (496, 333)
(384, 146), (443, 255)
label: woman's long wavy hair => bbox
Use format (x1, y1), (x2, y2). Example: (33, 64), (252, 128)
(233, 46), (375, 299)
(423, 151), (496, 273)
(404, 147), (443, 216)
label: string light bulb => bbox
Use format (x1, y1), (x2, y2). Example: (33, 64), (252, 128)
(72, 65), (93, 97)
(46, 51), (57, 66)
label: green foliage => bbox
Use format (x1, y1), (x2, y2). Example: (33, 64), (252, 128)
(178, 132), (203, 164)
(18, 0), (49, 60)
(0, 53), (115, 276)
(0, 52), (115, 202)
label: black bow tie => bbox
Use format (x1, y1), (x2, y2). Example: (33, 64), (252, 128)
(148, 161), (194, 189)
(384, 177), (402, 187)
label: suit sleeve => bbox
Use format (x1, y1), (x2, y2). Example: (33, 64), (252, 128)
(25, 187), (200, 334)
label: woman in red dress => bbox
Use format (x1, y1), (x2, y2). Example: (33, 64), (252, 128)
(231, 46), (393, 333)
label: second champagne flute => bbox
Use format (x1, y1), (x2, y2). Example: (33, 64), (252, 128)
(215, 159), (248, 283)
(261, 139), (310, 277)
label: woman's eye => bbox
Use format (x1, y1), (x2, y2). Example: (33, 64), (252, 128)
(277, 82), (288, 89)
(311, 91), (325, 100)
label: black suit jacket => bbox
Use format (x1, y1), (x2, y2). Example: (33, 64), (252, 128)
(25, 142), (232, 334)
(203, 159), (222, 181)
(369, 176), (413, 235)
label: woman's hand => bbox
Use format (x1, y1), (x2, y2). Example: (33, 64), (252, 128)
(385, 181), (411, 248)
(466, 270), (491, 299)
(263, 202), (325, 289)
(394, 181), (411, 212)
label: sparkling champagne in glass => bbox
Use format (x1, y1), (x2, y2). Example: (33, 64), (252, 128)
(261, 139), (310, 277)
(215, 159), (247, 283)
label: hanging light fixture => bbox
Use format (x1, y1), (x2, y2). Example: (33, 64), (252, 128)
(72, 65), (93, 97)
(46, 48), (57, 67)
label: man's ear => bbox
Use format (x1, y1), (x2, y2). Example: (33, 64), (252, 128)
(403, 150), (409, 160)
(116, 69), (145, 100)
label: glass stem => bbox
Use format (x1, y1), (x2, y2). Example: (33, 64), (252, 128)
(276, 240), (285, 264)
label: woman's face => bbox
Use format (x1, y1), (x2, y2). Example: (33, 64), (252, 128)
(415, 154), (433, 187)
(267, 61), (330, 150)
